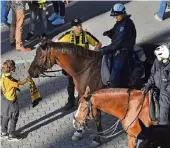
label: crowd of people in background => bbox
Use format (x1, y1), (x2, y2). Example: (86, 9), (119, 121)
(0, 0), (170, 51)
(0, 0), (67, 51)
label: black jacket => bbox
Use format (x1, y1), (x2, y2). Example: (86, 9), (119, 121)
(146, 59), (170, 92)
(102, 15), (136, 54)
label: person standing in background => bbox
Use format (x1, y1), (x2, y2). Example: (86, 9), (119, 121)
(154, 0), (169, 21)
(25, 0), (48, 42)
(48, 1), (65, 25)
(10, 0), (31, 51)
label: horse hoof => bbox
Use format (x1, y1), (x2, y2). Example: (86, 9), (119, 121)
(72, 135), (83, 141)
(90, 140), (101, 148)
(72, 131), (83, 141)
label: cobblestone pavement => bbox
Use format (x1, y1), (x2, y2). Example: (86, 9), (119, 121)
(1, 62), (128, 148)
(1, 1), (170, 148)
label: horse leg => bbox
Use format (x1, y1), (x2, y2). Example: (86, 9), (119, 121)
(91, 111), (102, 147)
(128, 135), (137, 148)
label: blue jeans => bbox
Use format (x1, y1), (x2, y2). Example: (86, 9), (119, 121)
(110, 55), (126, 87)
(52, 1), (65, 17)
(157, 0), (167, 19)
(136, 139), (143, 148)
(7, 8), (13, 24)
(1, 1), (7, 23)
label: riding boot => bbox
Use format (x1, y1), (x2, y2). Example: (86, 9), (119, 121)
(64, 76), (75, 110)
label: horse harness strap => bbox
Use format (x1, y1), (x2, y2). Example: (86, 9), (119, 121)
(40, 46), (61, 77)
(121, 88), (131, 120)
(75, 56), (101, 76)
(123, 92), (147, 138)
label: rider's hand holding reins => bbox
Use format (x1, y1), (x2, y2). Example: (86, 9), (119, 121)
(103, 30), (110, 36)
(141, 85), (151, 94)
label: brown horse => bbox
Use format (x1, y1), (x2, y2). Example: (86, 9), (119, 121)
(73, 86), (157, 148)
(28, 39), (158, 96)
(28, 40), (104, 97)
(28, 39), (158, 146)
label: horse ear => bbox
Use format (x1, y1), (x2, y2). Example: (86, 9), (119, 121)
(138, 119), (146, 130)
(83, 86), (91, 101)
(38, 35), (51, 45)
(84, 86), (90, 96)
(41, 50), (47, 57)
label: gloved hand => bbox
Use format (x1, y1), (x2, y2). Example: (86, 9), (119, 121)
(100, 46), (107, 54)
(141, 85), (150, 94)
(103, 30), (110, 36)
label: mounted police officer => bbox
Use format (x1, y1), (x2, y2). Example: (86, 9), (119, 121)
(101, 3), (136, 87)
(56, 18), (102, 110)
(136, 44), (170, 148)
(141, 45), (170, 125)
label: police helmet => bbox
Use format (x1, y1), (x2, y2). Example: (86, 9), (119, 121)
(110, 3), (126, 16)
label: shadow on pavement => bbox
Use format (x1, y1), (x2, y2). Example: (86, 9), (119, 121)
(17, 107), (76, 139)
(165, 11), (170, 20)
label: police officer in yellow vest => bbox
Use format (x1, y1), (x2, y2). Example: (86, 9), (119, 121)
(57, 18), (102, 110)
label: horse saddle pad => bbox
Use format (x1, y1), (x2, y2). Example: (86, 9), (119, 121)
(101, 55), (111, 85)
(149, 90), (160, 122)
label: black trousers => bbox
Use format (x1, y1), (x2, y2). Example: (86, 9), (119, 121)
(1, 96), (19, 134)
(52, 1), (65, 17)
(67, 76), (75, 100)
(159, 91), (170, 124)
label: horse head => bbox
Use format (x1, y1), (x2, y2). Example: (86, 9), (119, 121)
(73, 86), (95, 129)
(28, 37), (56, 78)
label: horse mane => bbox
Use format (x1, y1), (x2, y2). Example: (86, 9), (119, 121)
(47, 41), (102, 58)
(93, 88), (140, 95)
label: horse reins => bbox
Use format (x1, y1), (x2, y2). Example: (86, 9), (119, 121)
(38, 46), (63, 77)
(75, 56), (102, 76)
(76, 90), (146, 139)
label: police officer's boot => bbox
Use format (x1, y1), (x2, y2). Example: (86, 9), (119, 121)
(64, 76), (75, 110)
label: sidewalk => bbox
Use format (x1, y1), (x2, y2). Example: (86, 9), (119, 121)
(1, 1), (115, 63)
(1, 1), (170, 148)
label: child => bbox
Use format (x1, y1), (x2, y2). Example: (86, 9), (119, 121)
(0, 60), (28, 140)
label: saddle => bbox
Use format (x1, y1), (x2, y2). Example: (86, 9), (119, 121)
(101, 55), (111, 86)
(149, 87), (160, 122)
(101, 45), (146, 87)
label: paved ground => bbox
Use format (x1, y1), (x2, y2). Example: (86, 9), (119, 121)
(1, 1), (170, 148)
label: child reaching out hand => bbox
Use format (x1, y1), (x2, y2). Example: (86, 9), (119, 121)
(0, 60), (28, 141)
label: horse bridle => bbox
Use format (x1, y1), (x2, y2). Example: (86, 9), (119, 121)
(73, 90), (146, 138)
(37, 46), (62, 77)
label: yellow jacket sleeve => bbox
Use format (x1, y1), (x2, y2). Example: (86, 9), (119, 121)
(86, 31), (100, 47)
(58, 34), (71, 43)
(38, 0), (47, 4)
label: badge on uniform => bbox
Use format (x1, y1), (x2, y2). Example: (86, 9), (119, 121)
(120, 26), (124, 32)
(74, 19), (78, 22)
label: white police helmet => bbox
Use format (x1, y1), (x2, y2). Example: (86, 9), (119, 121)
(110, 3), (126, 16)
(154, 45), (170, 61)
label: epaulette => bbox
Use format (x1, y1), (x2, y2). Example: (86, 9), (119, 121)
(58, 30), (71, 40)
